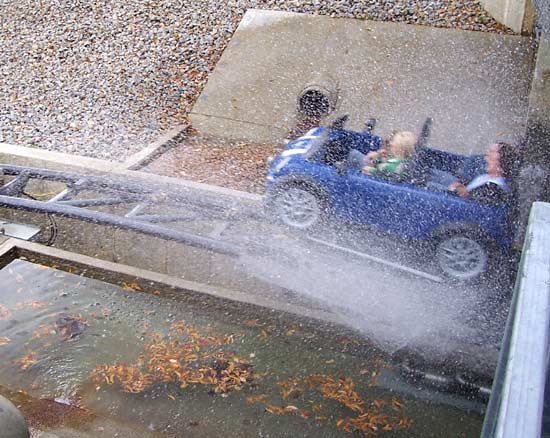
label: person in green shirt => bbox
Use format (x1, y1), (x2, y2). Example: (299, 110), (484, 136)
(363, 131), (417, 178)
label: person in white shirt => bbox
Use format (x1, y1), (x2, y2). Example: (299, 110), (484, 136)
(429, 142), (520, 206)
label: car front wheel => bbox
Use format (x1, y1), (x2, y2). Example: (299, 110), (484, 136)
(435, 234), (489, 282)
(272, 186), (323, 229)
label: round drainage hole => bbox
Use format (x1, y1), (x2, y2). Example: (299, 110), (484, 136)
(298, 90), (331, 117)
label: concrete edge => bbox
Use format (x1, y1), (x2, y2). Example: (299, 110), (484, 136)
(0, 238), (346, 330)
(0, 142), (263, 203)
(0, 143), (119, 172)
(240, 8), (527, 39)
(119, 124), (188, 171)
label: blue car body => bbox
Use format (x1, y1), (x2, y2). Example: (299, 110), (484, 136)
(266, 127), (512, 251)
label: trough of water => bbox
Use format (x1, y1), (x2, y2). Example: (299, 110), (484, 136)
(0, 240), (485, 437)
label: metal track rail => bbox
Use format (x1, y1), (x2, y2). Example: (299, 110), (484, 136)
(0, 164), (262, 256)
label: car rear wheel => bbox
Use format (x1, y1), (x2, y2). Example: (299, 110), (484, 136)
(272, 186), (323, 229)
(435, 234), (489, 282)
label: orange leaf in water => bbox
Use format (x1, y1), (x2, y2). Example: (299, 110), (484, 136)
(0, 304), (12, 319)
(122, 282), (142, 291)
(243, 319), (260, 327)
(31, 323), (56, 340)
(299, 410), (311, 419)
(391, 398), (403, 410)
(245, 394), (266, 404)
(265, 404), (285, 414)
(14, 300), (47, 310)
(16, 352), (37, 370)
(398, 416), (413, 428)
(312, 403), (322, 412)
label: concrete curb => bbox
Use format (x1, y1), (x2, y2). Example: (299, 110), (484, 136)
(0, 238), (349, 339)
(119, 124), (188, 171)
(0, 143), (263, 203)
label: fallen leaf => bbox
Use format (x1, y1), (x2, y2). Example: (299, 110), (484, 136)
(265, 404), (285, 414)
(122, 282), (142, 291)
(299, 410), (311, 419)
(0, 304), (12, 319)
(391, 398), (403, 411)
(245, 394), (266, 404)
(16, 352), (37, 370)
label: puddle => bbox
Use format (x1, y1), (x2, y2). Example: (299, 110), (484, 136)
(0, 259), (484, 436)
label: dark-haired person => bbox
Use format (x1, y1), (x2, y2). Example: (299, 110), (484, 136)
(428, 142), (520, 206)
(448, 142), (519, 205)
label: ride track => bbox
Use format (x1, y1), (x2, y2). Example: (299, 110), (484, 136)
(0, 163), (507, 403)
(0, 164), (273, 259)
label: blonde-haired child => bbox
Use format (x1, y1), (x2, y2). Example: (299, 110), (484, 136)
(363, 131), (417, 177)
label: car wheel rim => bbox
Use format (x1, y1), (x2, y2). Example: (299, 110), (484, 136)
(437, 236), (487, 280)
(275, 187), (320, 229)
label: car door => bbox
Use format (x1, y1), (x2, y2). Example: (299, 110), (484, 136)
(340, 170), (451, 239)
(338, 170), (396, 228)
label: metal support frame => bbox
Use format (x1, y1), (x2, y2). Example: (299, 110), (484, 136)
(0, 164), (263, 257)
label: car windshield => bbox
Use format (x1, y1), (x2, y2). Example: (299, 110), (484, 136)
(303, 128), (330, 160)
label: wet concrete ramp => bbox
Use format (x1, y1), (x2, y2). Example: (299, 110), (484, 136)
(191, 9), (534, 154)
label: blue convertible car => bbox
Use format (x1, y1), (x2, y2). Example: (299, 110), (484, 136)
(265, 122), (513, 281)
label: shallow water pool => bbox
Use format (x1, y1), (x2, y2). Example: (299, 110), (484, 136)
(0, 259), (484, 437)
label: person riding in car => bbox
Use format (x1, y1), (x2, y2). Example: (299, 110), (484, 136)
(362, 131), (418, 178)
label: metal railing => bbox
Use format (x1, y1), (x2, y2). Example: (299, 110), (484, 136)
(482, 202), (550, 437)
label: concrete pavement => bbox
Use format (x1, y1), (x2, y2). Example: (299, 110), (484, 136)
(191, 9), (534, 154)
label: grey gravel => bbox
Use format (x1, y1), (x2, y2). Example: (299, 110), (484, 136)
(0, 1), (512, 161)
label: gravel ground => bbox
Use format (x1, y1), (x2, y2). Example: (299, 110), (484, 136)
(0, 1), (512, 161)
(145, 134), (282, 193)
